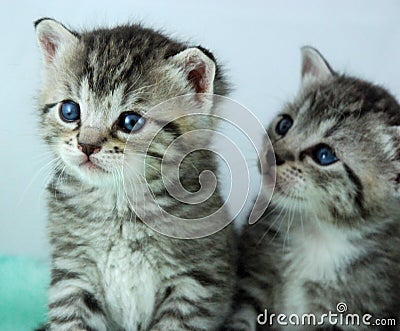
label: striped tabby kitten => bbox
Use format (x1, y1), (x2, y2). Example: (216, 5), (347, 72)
(230, 47), (400, 330)
(34, 18), (235, 331)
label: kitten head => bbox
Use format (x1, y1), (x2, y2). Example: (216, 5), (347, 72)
(261, 47), (400, 227)
(35, 18), (228, 188)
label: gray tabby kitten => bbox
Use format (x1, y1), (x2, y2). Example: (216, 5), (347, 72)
(34, 18), (235, 331)
(229, 47), (400, 331)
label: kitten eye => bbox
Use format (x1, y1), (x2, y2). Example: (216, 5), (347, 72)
(312, 144), (339, 166)
(59, 100), (80, 122)
(276, 115), (293, 135)
(117, 112), (146, 133)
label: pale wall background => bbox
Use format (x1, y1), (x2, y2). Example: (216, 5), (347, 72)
(1, 0), (400, 258)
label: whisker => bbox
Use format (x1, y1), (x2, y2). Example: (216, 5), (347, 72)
(19, 156), (61, 206)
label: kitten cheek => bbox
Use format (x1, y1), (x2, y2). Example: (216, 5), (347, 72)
(57, 142), (86, 165)
(276, 166), (305, 188)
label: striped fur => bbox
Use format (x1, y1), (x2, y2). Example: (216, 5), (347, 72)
(229, 48), (400, 330)
(34, 19), (235, 331)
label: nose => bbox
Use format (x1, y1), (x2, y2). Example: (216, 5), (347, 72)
(275, 152), (285, 166)
(274, 150), (295, 166)
(78, 143), (101, 156)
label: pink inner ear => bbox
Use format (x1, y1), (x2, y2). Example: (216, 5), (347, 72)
(186, 58), (209, 94)
(39, 35), (57, 64)
(188, 66), (206, 93)
(302, 58), (314, 78)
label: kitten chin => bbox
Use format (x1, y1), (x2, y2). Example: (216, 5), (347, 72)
(229, 47), (400, 331)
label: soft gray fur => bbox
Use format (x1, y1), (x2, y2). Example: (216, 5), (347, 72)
(34, 18), (235, 331)
(229, 48), (400, 330)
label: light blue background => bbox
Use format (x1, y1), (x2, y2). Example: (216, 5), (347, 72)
(1, 0), (400, 258)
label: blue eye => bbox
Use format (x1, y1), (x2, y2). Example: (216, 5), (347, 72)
(117, 112), (146, 133)
(312, 144), (339, 166)
(276, 115), (293, 135)
(59, 101), (80, 122)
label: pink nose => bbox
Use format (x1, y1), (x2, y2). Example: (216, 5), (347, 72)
(78, 143), (101, 156)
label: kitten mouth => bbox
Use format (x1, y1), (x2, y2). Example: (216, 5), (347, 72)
(79, 159), (107, 173)
(273, 186), (305, 201)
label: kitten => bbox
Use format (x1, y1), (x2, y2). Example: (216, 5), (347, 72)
(34, 18), (235, 331)
(229, 47), (400, 330)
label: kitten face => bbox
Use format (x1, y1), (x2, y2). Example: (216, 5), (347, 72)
(262, 47), (400, 226)
(36, 19), (224, 188)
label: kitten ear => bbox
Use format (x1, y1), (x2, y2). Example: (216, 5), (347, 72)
(170, 47), (216, 94)
(300, 46), (335, 89)
(34, 18), (79, 65)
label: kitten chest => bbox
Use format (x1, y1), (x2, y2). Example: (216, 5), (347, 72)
(276, 225), (361, 323)
(99, 238), (161, 331)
